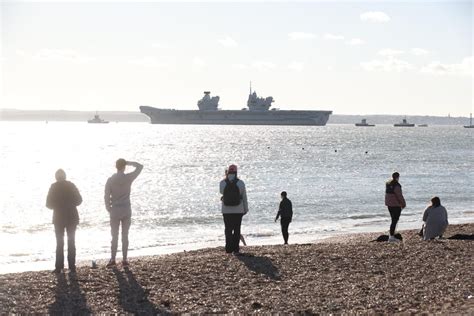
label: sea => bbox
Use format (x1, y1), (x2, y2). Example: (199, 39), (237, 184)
(0, 122), (472, 274)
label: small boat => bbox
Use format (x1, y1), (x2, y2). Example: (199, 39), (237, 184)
(355, 118), (375, 127)
(88, 112), (109, 124)
(418, 124), (428, 127)
(464, 113), (474, 128)
(394, 118), (415, 127)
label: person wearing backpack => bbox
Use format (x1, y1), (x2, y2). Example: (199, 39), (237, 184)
(275, 191), (293, 244)
(220, 164), (248, 254)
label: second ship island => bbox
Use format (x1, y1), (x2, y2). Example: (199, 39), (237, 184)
(140, 87), (332, 126)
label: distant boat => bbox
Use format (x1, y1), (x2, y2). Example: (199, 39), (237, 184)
(355, 118), (375, 127)
(464, 113), (474, 128)
(394, 118), (415, 127)
(88, 112), (109, 124)
(418, 124), (428, 127)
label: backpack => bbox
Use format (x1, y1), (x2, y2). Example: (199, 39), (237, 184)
(223, 179), (241, 206)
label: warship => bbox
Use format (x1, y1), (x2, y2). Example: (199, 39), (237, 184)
(139, 86), (332, 126)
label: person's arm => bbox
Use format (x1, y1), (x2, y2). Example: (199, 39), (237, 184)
(127, 161), (143, 181)
(241, 183), (249, 214)
(395, 186), (406, 209)
(72, 183), (82, 207)
(46, 185), (54, 210)
(219, 180), (226, 195)
(275, 201), (282, 222)
(104, 178), (112, 213)
(422, 207), (429, 222)
(289, 200), (293, 221)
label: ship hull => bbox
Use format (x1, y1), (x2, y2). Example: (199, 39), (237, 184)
(139, 106), (332, 126)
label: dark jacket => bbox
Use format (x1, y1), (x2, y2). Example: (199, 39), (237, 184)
(276, 197), (293, 221)
(46, 180), (82, 226)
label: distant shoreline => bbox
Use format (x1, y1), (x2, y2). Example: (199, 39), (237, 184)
(0, 109), (470, 125)
(0, 223), (472, 313)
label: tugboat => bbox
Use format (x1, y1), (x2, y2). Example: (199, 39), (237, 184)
(394, 117), (415, 127)
(355, 118), (375, 127)
(88, 112), (109, 124)
(464, 113), (474, 128)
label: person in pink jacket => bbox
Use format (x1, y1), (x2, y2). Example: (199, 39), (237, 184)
(384, 172), (406, 242)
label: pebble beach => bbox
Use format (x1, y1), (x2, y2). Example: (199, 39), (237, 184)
(0, 223), (472, 314)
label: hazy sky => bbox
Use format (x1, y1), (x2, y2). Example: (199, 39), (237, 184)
(1, 0), (472, 115)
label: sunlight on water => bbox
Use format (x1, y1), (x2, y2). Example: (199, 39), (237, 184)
(0, 122), (473, 273)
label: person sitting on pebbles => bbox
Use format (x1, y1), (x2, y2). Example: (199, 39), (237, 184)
(422, 196), (448, 240)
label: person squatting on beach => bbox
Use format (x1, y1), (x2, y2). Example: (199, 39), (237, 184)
(422, 196), (448, 240)
(220, 164), (248, 254)
(275, 191), (293, 244)
(104, 159), (143, 267)
(385, 172), (406, 242)
(46, 169), (83, 273)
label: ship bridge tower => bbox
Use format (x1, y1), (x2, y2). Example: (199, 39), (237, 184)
(247, 82), (274, 111)
(197, 91), (219, 111)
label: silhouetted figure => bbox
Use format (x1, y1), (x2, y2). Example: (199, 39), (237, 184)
(220, 164), (248, 254)
(385, 172), (406, 242)
(422, 196), (448, 240)
(46, 169), (82, 273)
(275, 191), (293, 244)
(104, 159), (143, 267)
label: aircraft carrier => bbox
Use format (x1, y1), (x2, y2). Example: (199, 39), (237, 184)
(140, 87), (332, 126)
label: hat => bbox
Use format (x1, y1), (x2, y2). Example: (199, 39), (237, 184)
(228, 164), (237, 173)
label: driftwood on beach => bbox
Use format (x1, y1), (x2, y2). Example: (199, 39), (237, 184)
(0, 223), (473, 314)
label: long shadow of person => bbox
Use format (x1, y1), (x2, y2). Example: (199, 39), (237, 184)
(236, 254), (281, 280)
(48, 272), (91, 314)
(112, 267), (167, 314)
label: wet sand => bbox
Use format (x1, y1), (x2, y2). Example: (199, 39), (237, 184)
(0, 223), (472, 314)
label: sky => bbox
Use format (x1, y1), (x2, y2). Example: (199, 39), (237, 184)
(0, 0), (472, 115)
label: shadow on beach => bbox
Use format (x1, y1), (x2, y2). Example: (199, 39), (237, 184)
(236, 254), (281, 280)
(112, 267), (166, 314)
(48, 272), (91, 314)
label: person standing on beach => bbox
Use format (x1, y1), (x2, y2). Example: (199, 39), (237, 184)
(275, 191), (293, 245)
(385, 172), (406, 242)
(220, 164), (248, 254)
(104, 159), (143, 267)
(46, 169), (82, 273)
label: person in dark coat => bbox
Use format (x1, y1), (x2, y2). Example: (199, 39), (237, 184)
(275, 191), (293, 244)
(46, 169), (82, 273)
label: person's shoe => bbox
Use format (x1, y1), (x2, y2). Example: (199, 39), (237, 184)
(106, 259), (116, 268)
(122, 260), (129, 268)
(388, 235), (400, 243)
(51, 268), (62, 274)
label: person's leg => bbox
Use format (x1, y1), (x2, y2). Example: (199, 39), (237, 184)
(388, 207), (402, 236)
(121, 216), (131, 260)
(281, 218), (290, 244)
(110, 217), (120, 261)
(223, 214), (233, 253)
(232, 214), (243, 253)
(66, 224), (77, 270)
(54, 224), (65, 270)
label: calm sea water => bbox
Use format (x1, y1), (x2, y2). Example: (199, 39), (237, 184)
(0, 122), (473, 273)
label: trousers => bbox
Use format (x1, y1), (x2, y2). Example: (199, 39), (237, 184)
(110, 216), (131, 260)
(54, 223), (77, 270)
(388, 206), (402, 236)
(280, 218), (291, 244)
(223, 213), (243, 253)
